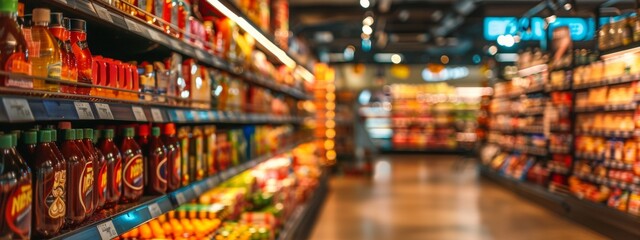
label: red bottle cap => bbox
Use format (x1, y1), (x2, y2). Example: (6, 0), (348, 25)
(163, 123), (176, 135)
(138, 124), (150, 137)
(58, 121), (72, 129)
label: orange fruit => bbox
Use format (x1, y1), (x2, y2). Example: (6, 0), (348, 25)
(162, 222), (173, 236)
(128, 227), (140, 238)
(140, 223), (153, 239)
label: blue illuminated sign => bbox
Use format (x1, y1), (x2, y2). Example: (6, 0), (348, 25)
(484, 17), (595, 41)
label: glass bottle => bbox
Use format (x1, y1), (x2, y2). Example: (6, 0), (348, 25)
(0, 0), (31, 88)
(139, 126), (167, 195)
(0, 134), (32, 239)
(119, 127), (143, 203)
(29, 130), (65, 238)
(139, 63), (155, 101)
(99, 129), (122, 208)
(69, 19), (92, 95)
(60, 129), (86, 226)
(30, 8), (61, 91)
(18, 130), (36, 157)
(84, 129), (106, 211)
(162, 123), (181, 191)
(74, 129), (94, 216)
(49, 13), (76, 93)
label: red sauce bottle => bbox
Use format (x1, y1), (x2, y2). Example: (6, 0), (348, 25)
(63, 18), (78, 83)
(0, 0), (32, 88)
(68, 18), (92, 95)
(44, 125), (65, 169)
(140, 126), (167, 195)
(84, 129), (106, 211)
(60, 129), (87, 226)
(135, 124), (150, 187)
(0, 134), (32, 239)
(99, 129), (122, 208)
(75, 129), (94, 216)
(29, 130), (65, 237)
(120, 127), (143, 203)
(18, 130), (37, 157)
(162, 123), (181, 191)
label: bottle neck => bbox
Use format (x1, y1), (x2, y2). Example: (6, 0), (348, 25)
(0, 11), (16, 20)
(70, 30), (86, 41)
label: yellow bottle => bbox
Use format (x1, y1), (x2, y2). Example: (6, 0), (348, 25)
(30, 8), (61, 92)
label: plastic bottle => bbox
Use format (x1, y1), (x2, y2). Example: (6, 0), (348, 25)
(0, 134), (32, 239)
(190, 126), (204, 181)
(120, 127), (143, 203)
(44, 125), (65, 167)
(29, 130), (65, 237)
(162, 123), (181, 191)
(99, 129), (122, 208)
(75, 129), (94, 216)
(69, 19), (92, 95)
(139, 63), (156, 101)
(60, 129), (87, 226)
(178, 126), (190, 186)
(139, 126), (167, 195)
(18, 130), (36, 157)
(30, 8), (61, 91)
(203, 126), (216, 176)
(63, 18), (78, 83)
(136, 124), (150, 186)
(49, 13), (77, 93)
(0, 0), (31, 88)
(84, 128), (106, 211)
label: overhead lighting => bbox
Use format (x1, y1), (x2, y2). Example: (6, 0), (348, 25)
(362, 25), (373, 35)
(563, 3), (572, 10)
(207, 0), (315, 82)
(391, 54), (402, 64)
(360, 0), (370, 8)
(497, 34), (514, 47)
(495, 53), (519, 62)
(363, 16), (374, 26)
(488, 45), (498, 55)
(344, 45), (356, 61)
(374, 53), (403, 63)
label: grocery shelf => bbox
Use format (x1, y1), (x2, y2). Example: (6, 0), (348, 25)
(575, 129), (637, 138)
(525, 84), (545, 94)
(0, 94), (305, 124)
(575, 153), (634, 171)
(573, 172), (640, 191)
(518, 64), (548, 77)
(545, 84), (572, 92)
(482, 167), (640, 239)
(572, 74), (640, 90)
(600, 41), (640, 59)
(278, 171), (328, 240)
(549, 146), (570, 154)
(547, 164), (571, 174)
(52, 137), (313, 240)
(574, 103), (636, 113)
(44, 0), (311, 100)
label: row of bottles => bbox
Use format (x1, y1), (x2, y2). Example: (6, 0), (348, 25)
(0, 122), (294, 238)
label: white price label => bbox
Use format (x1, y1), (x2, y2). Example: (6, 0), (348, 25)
(193, 185), (203, 195)
(148, 203), (162, 218)
(124, 18), (141, 33)
(74, 102), (95, 119)
(2, 98), (34, 121)
(151, 108), (164, 122)
(175, 192), (186, 205)
(132, 106), (147, 121)
(175, 110), (186, 122)
(191, 111), (200, 121)
(96, 220), (118, 240)
(196, 50), (206, 60)
(94, 103), (114, 120)
(93, 4), (113, 23)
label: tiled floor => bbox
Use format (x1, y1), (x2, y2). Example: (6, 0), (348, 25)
(309, 155), (607, 240)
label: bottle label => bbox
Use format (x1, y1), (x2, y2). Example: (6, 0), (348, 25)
(4, 52), (33, 88)
(98, 164), (107, 199)
(124, 154), (144, 190)
(138, 0), (147, 10)
(114, 160), (122, 196)
(45, 170), (66, 218)
(5, 182), (32, 237)
(158, 157), (167, 183)
(48, 62), (63, 78)
(77, 40), (89, 50)
(64, 41), (73, 53)
(78, 164), (88, 212)
(173, 153), (181, 183)
(82, 162), (94, 213)
(154, 0), (163, 18)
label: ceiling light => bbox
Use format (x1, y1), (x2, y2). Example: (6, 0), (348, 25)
(362, 25), (373, 35)
(363, 16), (374, 26)
(563, 3), (572, 11)
(391, 54), (402, 64)
(360, 0), (370, 8)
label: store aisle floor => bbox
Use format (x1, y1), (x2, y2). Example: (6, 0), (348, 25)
(309, 155), (607, 240)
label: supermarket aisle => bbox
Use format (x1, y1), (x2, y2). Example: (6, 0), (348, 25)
(309, 155), (606, 240)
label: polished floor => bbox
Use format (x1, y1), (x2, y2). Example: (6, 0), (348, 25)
(309, 155), (607, 240)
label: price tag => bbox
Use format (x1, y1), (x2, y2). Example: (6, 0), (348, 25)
(2, 98), (34, 121)
(93, 4), (113, 23)
(193, 185), (203, 195)
(196, 50), (206, 60)
(191, 111), (200, 121)
(76, 0), (96, 14)
(220, 171), (228, 180)
(124, 18), (141, 33)
(132, 106), (147, 121)
(148, 203), (162, 218)
(96, 220), (118, 240)
(208, 111), (215, 120)
(74, 102), (95, 119)
(170, 40), (183, 52)
(151, 108), (164, 122)
(148, 29), (162, 41)
(175, 110), (186, 122)
(175, 192), (186, 205)
(94, 103), (114, 120)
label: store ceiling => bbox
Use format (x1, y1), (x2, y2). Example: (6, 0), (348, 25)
(289, 0), (636, 65)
